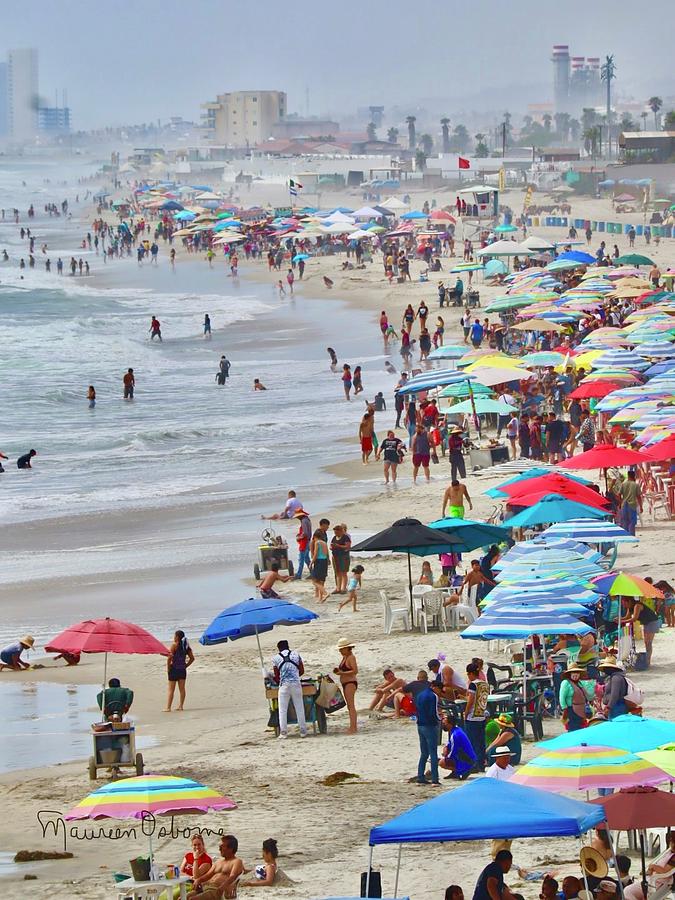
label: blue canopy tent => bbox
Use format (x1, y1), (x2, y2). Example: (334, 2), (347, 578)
(367, 778), (605, 896)
(200, 597), (318, 670)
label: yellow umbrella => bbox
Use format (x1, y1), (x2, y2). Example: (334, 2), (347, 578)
(574, 349), (604, 368)
(464, 353), (524, 371)
(636, 744), (675, 777)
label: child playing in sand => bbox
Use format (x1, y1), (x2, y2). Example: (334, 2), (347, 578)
(339, 565), (364, 612)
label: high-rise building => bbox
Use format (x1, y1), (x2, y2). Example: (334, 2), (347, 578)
(38, 105), (71, 134)
(552, 45), (570, 114)
(7, 48), (38, 140)
(200, 90), (286, 146)
(0, 63), (8, 137)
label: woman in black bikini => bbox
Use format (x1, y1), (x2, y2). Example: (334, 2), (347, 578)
(334, 638), (358, 734)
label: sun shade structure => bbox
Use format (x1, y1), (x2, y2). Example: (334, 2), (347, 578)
(368, 777), (604, 845)
(460, 607), (593, 640)
(538, 715), (675, 754)
(557, 443), (646, 469)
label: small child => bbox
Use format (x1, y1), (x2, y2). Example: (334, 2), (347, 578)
(339, 565), (364, 612)
(418, 560), (434, 585)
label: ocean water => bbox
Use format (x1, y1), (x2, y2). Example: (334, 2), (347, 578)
(0, 157), (392, 640)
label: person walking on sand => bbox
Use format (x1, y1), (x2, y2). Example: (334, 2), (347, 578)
(272, 639), (307, 739)
(334, 638), (358, 733)
(165, 629), (194, 711)
(338, 565), (364, 613)
(286, 268), (294, 295)
(411, 424), (431, 484)
(123, 368), (135, 400)
(149, 316), (162, 342)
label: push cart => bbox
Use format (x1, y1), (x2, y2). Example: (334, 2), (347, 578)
(253, 527), (294, 579)
(264, 678), (327, 736)
(88, 722), (144, 780)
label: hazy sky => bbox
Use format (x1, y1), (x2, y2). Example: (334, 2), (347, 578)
(2, 0), (673, 129)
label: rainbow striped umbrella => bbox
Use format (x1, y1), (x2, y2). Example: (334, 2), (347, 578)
(511, 745), (671, 792)
(65, 775), (236, 821)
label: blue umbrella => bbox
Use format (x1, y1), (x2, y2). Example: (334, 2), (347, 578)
(293, 253), (311, 262)
(540, 519), (639, 543)
(428, 345), (466, 360)
(400, 210), (427, 220)
(504, 495), (609, 528)
(160, 200), (184, 211)
(200, 598), (318, 668)
(537, 714), (675, 753)
(485, 598), (592, 616)
(486, 582), (599, 605)
(427, 517), (510, 552)
(556, 250), (596, 264)
(460, 607), (593, 640)
(485, 259), (508, 276)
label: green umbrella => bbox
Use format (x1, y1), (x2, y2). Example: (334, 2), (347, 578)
(484, 296), (542, 313)
(447, 397), (516, 415)
(440, 382), (494, 398)
(495, 224), (518, 233)
(615, 254), (655, 266)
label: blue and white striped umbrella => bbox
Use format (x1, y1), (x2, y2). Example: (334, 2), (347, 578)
(399, 369), (474, 393)
(495, 557), (605, 577)
(486, 580), (599, 604)
(460, 608), (593, 640)
(591, 349), (650, 371)
(541, 519), (638, 543)
(486, 599), (593, 616)
(635, 341), (675, 359)
(497, 542), (601, 565)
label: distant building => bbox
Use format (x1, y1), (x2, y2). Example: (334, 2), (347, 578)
(201, 90), (287, 147)
(271, 117), (339, 140)
(0, 63), (7, 137)
(619, 131), (675, 163)
(7, 48), (38, 140)
(38, 105), (71, 134)
(551, 45), (603, 115)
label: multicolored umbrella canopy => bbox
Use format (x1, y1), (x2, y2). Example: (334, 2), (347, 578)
(65, 775), (236, 820)
(636, 743), (675, 778)
(486, 581), (599, 604)
(511, 745), (670, 791)
(590, 572), (664, 599)
(541, 519), (638, 543)
(538, 715), (675, 753)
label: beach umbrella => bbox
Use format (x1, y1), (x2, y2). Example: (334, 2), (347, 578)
(503, 495), (609, 528)
(292, 253), (310, 262)
(428, 345), (467, 361)
(547, 259), (583, 272)
(642, 435), (675, 461)
(485, 259), (509, 276)
(446, 397), (516, 415)
(484, 598), (593, 616)
(200, 598), (318, 670)
(460, 607), (593, 640)
(569, 381), (622, 400)
(590, 572), (664, 599)
(351, 518), (457, 617)
(45, 618), (169, 716)
(400, 210), (427, 220)
(495, 558), (605, 580)
(539, 715), (675, 754)
(511, 318), (564, 333)
(527, 351), (567, 367)
(615, 254), (655, 267)
(503, 474), (610, 509)
(429, 209), (456, 222)
(557, 443), (646, 470)
(590, 350), (650, 371)
(426, 517), (510, 551)
(635, 341), (675, 358)
(477, 240), (525, 257)
(467, 366), (533, 387)
(495, 223), (518, 233)
(485, 469), (592, 498)
(65, 775), (236, 869)
(512, 746), (670, 792)
(450, 262), (484, 272)
(540, 519), (638, 543)
(556, 250), (596, 265)
(440, 381), (493, 399)
(521, 235), (555, 251)
(636, 744), (675, 778)
(486, 581), (599, 605)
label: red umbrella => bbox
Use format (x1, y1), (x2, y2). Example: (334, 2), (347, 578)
(569, 381), (622, 400)
(505, 475), (610, 510)
(558, 443), (646, 469)
(46, 618), (169, 718)
(642, 435), (675, 462)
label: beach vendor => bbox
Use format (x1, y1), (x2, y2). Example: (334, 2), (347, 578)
(97, 677), (134, 720)
(439, 715), (476, 779)
(0, 635), (34, 671)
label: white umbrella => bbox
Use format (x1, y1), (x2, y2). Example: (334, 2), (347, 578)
(477, 240), (524, 257)
(468, 365), (533, 387)
(352, 206), (382, 219)
(520, 235), (555, 252)
(381, 196), (409, 211)
(347, 229), (374, 240)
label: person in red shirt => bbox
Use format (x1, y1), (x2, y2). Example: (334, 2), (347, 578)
(179, 834), (212, 881)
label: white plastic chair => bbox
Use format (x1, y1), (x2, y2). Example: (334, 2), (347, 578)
(412, 584), (433, 631)
(381, 591), (411, 634)
(421, 590), (447, 633)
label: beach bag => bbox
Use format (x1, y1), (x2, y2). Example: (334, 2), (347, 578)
(624, 676), (644, 709)
(360, 870), (382, 898)
(316, 675), (346, 714)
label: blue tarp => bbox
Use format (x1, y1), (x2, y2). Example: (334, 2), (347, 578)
(369, 777), (604, 845)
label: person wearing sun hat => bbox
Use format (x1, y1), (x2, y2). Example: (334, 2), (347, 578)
(559, 664), (594, 732)
(598, 658), (630, 720)
(334, 639), (358, 734)
(485, 713), (522, 766)
(0, 635), (34, 671)
(292, 508), (312, 580)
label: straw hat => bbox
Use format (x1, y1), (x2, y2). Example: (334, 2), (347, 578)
(450, 425), (464, 434)
(494, 746), (516, 757)
(595, 881), (618, 896)
(293, 509), (310, 518)
(580, 847), (609, 879)
(336, 638), (355, 651)
(496, 713), (514, 727)
(598, 658), (624, 671)
(20, 635), (35, 648)
(563, 664), (587, 677)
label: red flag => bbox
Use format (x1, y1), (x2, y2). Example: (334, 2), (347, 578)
(458, 157), (470, 169)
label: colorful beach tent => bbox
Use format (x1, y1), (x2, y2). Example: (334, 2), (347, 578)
(368, 777), (604, 844)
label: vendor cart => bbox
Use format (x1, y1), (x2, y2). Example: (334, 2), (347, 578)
(88, 722), (144, 780)
(265, 677), (327, 736)
(253, 527), (294, 579)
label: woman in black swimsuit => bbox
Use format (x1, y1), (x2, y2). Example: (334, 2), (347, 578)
(334, 638), (358, 734)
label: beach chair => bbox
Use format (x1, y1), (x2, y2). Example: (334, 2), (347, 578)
(380, 591), (411, 634)
(418, 590), (446, 633)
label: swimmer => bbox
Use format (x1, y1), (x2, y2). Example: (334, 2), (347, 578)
(87, 385), (96, 408)
(149, 316), (162, 342)
(327, 347), (338, 370)
(254, 378), (267, 391)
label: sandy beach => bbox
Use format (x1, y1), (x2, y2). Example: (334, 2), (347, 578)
(0, 178), (674, 899)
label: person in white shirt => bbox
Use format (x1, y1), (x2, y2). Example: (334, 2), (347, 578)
(272, 640), (307, 739)
(262, 490), (303, 520)
(486, 745), (516, 780)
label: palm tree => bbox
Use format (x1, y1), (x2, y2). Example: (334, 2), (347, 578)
(414, 149), (427, 171)
(451, 124), (470, 153)
(665, 110), (675, 130)
(406, 115), (417, 151)
(419, 133), (434, 155)
(440, 117), (451, 153)
(640, 111), (649, 131)
(366, 122), (377, 142)
(543, 113), (552, 133)
(569, 118), (581, 141)
(648, 96), (663, 129)
(474, 133), (489, 158)
(620, 114), (636, 133)
(387, 126), (399, 144)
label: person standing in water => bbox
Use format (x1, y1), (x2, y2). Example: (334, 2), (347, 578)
(204, 314), (211, 339)
(149, 316), (162, 342)
(123, 368), (135, 400)
(87, 385), (96, 409)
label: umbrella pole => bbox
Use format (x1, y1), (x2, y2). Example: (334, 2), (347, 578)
(254, 626), (265, 675)
(639, 832), (648, 900)
(606, 830), (626, 900)
(407, 552), (414, 625)
(579, 839), (592, 899)
(101, 651), (108, 723)
(365, 846), (373, 897)
(393, 844), (403, 898)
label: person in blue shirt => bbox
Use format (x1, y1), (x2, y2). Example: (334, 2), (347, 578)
(469, 319), (484, 348)
(439, 715), (476, 779)
(412, 677), (441, 785)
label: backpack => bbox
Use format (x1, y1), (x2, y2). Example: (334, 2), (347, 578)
(623, 676), (644, 709)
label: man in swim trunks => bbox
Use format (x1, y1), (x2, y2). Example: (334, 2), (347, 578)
(16, 449), (37, 469)
(123, 368), (135, 399)
(411, 424), (431, 484)
(442, 480), (473, 519)
(191, 834), (244, 899)
(359, 411), (375, 464)
(149, 316), (162, 341)
(256, 563), (291, 599)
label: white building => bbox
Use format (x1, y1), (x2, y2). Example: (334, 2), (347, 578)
(7, 48), (38, 140)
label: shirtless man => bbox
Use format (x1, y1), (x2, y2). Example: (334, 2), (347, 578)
(460, 559), (494, 599)
(191, 834), (244, 899)
(442, 480), (473, 519)
(257, 563), (291, 599)
(369, 668), (406, 712)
